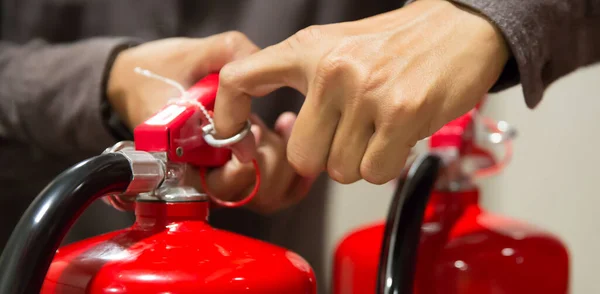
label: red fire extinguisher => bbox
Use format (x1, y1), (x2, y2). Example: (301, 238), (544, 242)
(0, 72), (316, 293)
(333, 100), (570, 294)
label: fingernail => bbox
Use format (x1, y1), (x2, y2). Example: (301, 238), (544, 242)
(251, 125), (262, 145)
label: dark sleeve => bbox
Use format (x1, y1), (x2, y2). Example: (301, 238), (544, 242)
(448, 0), (600, 108)
(0, 37), (138, 156)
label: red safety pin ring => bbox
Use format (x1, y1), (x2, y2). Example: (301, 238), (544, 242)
(199, 159), (261, 208)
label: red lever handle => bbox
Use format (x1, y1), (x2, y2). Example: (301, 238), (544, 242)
(133, 73), (232, 167)
(132, 73), (260, 208)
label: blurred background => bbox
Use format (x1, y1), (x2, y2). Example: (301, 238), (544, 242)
(320, 63), (600, 293)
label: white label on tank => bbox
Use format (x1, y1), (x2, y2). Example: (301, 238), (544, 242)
(144, 104), (187, 126)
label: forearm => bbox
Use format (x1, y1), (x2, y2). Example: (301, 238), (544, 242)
(0, 37), (137, 156)
(449, 0), (600, 108)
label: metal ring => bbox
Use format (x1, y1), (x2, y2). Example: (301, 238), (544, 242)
(485, 120), (517, 144)
(202, 120), (252, 148)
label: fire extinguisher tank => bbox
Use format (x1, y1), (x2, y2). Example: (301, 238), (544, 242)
(333, 103), (570, 294)
(0, 73), (317, 294)
(42, 200), (316, 293)
(334, 190), (569, 294)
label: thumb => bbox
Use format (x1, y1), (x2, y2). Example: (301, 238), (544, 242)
(187, 31), (260, 82)
(202, 125), (262, 202)
(274, 111), (298, 142)
(203, 156), (258, 202)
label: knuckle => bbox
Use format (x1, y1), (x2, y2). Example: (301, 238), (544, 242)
(292, 25), (324, 45)
(312, 55), (354, 102)
(316, 48), (368, 88)
(287, 142), (323, 177)
(360, 159), (394, 185)
(380, 94), (423, 129)
(219, 62), (243, 87)
(326, 152), (361, 184)
(389, 96), (417, 118)
(327, 165), (360, 184)
(219, 31), (258, 56)
(317, 54), (351, 81)
(221, 30), (250, 46)
(361, 67), (385, 97)
(393, 84), (433, 116)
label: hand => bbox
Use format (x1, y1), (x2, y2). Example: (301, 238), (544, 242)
(105, 31), (316, 213)
(186, 112), (317, 214)
(107, 31), (259, 128)
(213, 0), (510, 184)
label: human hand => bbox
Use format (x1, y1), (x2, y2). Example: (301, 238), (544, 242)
(187, 112), (317, 214)
(213, 0), (510, 185)
(106, 32), (316, 213)
(106, 31), (259, 129)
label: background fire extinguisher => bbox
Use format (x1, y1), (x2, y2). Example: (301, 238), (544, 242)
(334, 100), (570, 294)
(0, 72), (317, 294)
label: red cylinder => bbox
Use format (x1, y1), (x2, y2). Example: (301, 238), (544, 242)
(332, 189), (570, 294)
(42, 201), (316, 293)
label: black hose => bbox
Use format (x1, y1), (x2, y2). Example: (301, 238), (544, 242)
(376, 153), (442, 294)
(0, 153), (132, 294)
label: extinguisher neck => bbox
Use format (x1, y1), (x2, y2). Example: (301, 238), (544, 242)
(430, 148), (479, 192)
(134, 200), (210, 228)
(429, 189), (480, 210)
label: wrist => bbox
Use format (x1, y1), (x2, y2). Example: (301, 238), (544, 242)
(449, 0), (511, 59)
(102, 42), (137, 140)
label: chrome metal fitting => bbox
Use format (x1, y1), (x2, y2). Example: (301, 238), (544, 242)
(102, 141), (166, 194)
(137, 186), (207, 202)
(102, 141), (167, 211)
(118, 150), (166, 195)
(201, 120), (251, 148)
(137, 162), (208, 202)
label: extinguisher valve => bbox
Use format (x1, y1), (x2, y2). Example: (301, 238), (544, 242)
(428, 106), (517, 191)
(101, 141), (167, 210)
(101, 69), (260, 211)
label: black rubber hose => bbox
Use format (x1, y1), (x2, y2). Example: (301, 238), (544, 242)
(0, 153), (132, 294)
(376, 153), (442, 294)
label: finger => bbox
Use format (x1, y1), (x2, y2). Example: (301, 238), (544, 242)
(229, 115), (266, 162)
(287, 86), (340, 177)
(187, 31), (261, 82)
(213, 39), (307, 141)
(203, 115), (277, 202)
(275, 111), (317, 207)
(326, 107), (375, 184)
(274, 112), (298, 141)
(285, 174), (318, 208)
(251, 116), (298, 210)
(203, 158), (258, 201)
(360, 128), (413, 185)
(249, 114), (270, 135)
(204, 124), (264, 199)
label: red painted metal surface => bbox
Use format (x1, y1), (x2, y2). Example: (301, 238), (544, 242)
(134, 73), (231, 168)
(333, 189), (569, 294)
(42, 201), (316, 293)
(333, 101), (570, 293)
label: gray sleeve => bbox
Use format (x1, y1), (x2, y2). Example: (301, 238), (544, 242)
(447, 0), (600, 108)
(0, 37), (138, 156)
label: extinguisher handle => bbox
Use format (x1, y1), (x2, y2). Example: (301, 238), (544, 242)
(376, 153), (442, 294)
(133, 72), (234, 168)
